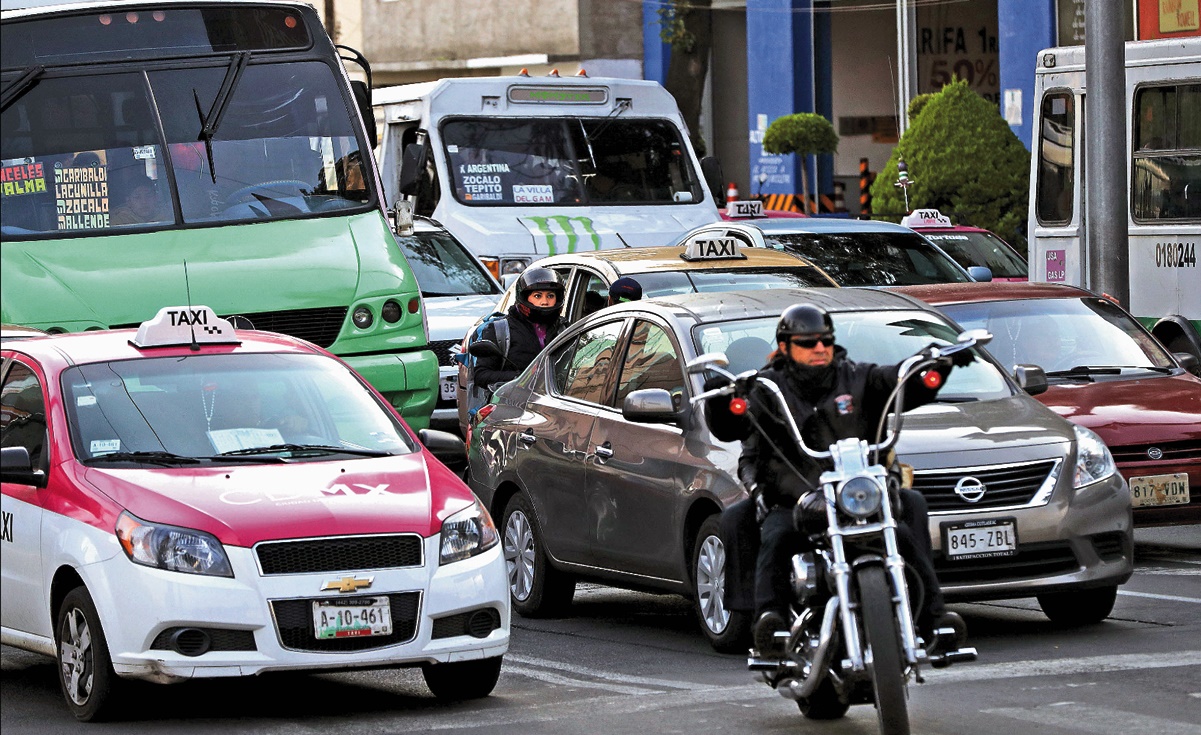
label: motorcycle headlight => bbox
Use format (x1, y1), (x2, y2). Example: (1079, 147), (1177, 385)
(1072, 424), (1117, 488)
(115, 511), (233, 577)
(836, 476), (884, 519)
(439, 499), (499, 565)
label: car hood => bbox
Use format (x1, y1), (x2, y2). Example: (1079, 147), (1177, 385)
(423, 293), (501, 342)
(892, 395), (1072, 468)
(1035, 372), (1201, 446)
(81, 452), (473, 548)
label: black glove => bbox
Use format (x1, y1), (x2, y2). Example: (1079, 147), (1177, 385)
(918, 342), (943, 362)
(950, 348), (975, 368)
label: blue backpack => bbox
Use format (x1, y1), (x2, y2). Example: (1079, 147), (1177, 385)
(457, 312), (511, 420)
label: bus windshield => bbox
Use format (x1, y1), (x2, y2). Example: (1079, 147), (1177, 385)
(1, 60), (369, 237)
(441, 117), (704, 207)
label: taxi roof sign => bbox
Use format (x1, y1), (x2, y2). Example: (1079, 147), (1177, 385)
(901, 209), (953, 228)
(725, 200), (763, 218)
(681, 235), (748, 262)
(131, 306), (240, 349)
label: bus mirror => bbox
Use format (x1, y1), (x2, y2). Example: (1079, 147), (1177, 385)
(349, 80), (377, 149)
(700, 156), (726, 207)
(399, 139), (428, 197)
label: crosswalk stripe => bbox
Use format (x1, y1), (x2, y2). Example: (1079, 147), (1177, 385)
(924, 650), (1201, 683)
(982, 702), (1201, 735)
(1119, 589), (1201, 603)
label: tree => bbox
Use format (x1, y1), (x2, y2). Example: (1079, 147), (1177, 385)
(870, 78), (1030, 248)
(762, 113), (839, 214)
(659, 0), (713, 157)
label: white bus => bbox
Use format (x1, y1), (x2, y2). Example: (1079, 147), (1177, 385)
(374, 74), (722, 280)
(1029, 37), (1200, 360)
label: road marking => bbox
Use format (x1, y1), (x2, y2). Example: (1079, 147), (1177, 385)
(1133, 566), (1201, 576)
(925, 650), (1201, 683)
(1119, 589), (1201, 603)
(507, 654), (696, 690)
(502, 664), (659, 695)
(982, 701), (1201, 735)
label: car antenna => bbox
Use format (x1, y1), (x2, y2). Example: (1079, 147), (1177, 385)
(616, 232), (632, 248)
(183, 260), (200, 351)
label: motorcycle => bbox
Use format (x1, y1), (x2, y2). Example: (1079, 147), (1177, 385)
(688, 331), (985, 735)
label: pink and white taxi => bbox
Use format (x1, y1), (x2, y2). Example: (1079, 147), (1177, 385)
(0, 307), (509, 721)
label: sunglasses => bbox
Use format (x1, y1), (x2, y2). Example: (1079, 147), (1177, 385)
(789, 335), (835, 349)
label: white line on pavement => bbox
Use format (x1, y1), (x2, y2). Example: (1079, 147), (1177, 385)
(982, 701), (1201, 735)
(925, 650), (1201, 683)
(506, 654), (696, 690)
(1119, 589), (1201, 603)
(501, 664), (659, 696)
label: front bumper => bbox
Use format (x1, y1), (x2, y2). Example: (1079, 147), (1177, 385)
(82, 536), (510, 684)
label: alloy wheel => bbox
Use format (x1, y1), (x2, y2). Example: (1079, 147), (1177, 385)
(696, 534), (730, 634)
(504, 509), (535, 601)
(59, 607), (95, 706)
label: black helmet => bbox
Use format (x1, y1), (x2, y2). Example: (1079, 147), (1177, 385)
(515, 267), (564, 324)
(777, 303), (834, 343)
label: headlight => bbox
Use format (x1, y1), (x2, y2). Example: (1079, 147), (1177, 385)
(115, 511), (233, 577)
(439, 499), (499, 565)
(1072, 424), (1117, 487)
(836, 476), (884, 518)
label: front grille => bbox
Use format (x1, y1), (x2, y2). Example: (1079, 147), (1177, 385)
(431, 608), (501, 640)
(1109, 439), (1201, 464)
(935, 541), (1078, 585)
(914, 460), (1058, 512)
(256, 535), (423, 575)
(429, 338), (464, 368)
(112, 306), (348, 348)
(150, 627), (257, 654)
(271, 592), (420, 652)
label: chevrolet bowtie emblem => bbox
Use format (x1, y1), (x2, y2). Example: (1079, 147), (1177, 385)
(322, 575), (374, 593)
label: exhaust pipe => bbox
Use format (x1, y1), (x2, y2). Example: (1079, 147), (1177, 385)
(777, 597), (840, 701)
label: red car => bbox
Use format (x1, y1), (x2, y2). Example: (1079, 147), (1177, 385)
(893, 282), (1200, 527)
(901, 209), (1028, 282)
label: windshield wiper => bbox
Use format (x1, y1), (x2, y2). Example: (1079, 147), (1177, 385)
(1, 65), (45, 113)
(83, 451), (201, 466)
(193, 52), (250, 183)
(217, 443), (393, 458)
(1044, 366), (1124, 380)
(933, 396), (980, 403)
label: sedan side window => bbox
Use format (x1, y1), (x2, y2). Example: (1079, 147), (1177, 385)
(615, 320), (686, 410)
(1, 361), (49, 470)
(556, 320), (625, 405)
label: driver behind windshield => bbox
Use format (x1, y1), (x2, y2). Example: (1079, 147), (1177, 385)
(704, 303), (973, 658)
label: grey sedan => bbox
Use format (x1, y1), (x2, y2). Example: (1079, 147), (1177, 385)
(466, 288), (1133, 651)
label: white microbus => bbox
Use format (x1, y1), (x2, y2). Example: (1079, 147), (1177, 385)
(1029, 37), (1200, 361)
(375, 74), (723, 280)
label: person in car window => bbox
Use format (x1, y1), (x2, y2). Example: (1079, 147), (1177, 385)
(474, 267), (566, 390)
(705, 303), (971, 658)
(110, 175), (169, 226)
(607, 276), (643, 306)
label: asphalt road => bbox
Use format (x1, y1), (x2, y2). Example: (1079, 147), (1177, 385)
(3, 526), (1198, 734)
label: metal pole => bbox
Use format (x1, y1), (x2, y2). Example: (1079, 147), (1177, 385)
(896, 0), (908, 136)
(1084, 0), (1129, 304)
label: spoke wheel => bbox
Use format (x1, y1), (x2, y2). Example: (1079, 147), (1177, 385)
(858, 566), (910, 735)
(501, 493), (574, 617)
(56, 587), (121, 722)
(692, 516), (750, 652)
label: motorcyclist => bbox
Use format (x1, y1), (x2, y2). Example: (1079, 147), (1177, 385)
(705, 303), (971, 657)
(473, 267), (567, 389)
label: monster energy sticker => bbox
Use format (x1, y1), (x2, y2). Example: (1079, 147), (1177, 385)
(525, 215), (601, 255)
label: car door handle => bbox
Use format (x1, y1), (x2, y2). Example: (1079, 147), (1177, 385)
(595, 442), (613, 458)
(518, 432), (536, 445)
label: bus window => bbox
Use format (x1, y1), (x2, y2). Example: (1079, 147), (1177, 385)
(1035, 91), (1074, 225)
(1132, 84), (1201, 221)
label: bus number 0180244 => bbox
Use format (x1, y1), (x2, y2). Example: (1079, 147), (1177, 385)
(1155, 242), (1197, 268)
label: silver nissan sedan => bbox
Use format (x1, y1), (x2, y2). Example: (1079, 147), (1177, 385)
(466, 288), (1133, 651)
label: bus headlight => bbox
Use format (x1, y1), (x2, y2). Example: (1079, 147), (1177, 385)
(115, 511), (233, 577)
(439, 499), (499, 565)
(352, 306), (374, 329)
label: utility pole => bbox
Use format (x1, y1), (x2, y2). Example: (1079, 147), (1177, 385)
(1085, 0), (1128, 304)
(324, 0), (336, 42)
(895, 0), (915, 136)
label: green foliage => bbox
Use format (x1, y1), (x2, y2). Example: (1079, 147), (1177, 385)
(907, 93), (935, 122)
(658, 1), (696, 52)
(762, 113), (839, 157)
(870, 79), (1030, 247)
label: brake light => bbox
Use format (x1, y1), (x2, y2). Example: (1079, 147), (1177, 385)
(921, 370), (942, 389)
(729, 397), (748, 415)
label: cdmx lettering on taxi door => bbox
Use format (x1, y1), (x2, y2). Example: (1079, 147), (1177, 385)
(526, 215), (601, 255)
(1, 511), (13, 543)
(220, 483), (397, 506)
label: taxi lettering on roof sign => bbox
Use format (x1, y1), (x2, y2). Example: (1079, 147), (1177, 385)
(682, 236), (748, 261)
(131, 305), (240, 348)
(725, 200), (764, 218)
(901, 209), (954, 228)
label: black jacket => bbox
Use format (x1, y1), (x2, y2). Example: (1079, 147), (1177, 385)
(473, 304), (565, 388)
(706, 346), (948, 506)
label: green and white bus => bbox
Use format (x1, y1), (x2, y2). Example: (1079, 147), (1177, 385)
(1, 0), (438, 428)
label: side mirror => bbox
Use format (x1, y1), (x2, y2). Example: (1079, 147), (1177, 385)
(685, 352), (730, 374)
(416, 428), (467, 470)
(958, 328), (992, 347)
(1013, 364), (1048, 396)
(0, 446), (45, 487)
(398, 137), (429, 197)
(622, 389), (678, 424)
(1173, 351), (1200, 373)
(700, 156), (726, 207)
(500, 273), (520, 290)
(967, 265), (993, 282)
(468, 339), (503, 359)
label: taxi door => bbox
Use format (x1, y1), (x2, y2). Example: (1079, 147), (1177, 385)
(0, 356), (48, 637)
(584, 317), (695, 581)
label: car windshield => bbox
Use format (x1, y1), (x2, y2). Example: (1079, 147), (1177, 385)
(764, 232), (971, 286)
(634, 267), (835, 296)
(920, 230), (1028, 279)
(396, 230), (500, 297)
(62, 353), (416, 462)
(693, 309), (1010, 400)
(939, 297), (1175, 375)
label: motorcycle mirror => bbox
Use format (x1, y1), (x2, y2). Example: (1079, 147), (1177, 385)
(685, 352), (730, 373)
(957, 328), (992, 346)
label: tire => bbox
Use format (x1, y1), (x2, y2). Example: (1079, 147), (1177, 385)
(1037, 585), (1118, 626)
(692, 516), (751, 653)
(502, 493), (574, 618)
(858, 566), (910, 735)
(421, 656), (503, 700)
(55, 586), (122, 722)
(797, 676), (851, 720)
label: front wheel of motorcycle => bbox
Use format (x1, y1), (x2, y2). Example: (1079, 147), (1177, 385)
(858, 565), (910, 735)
